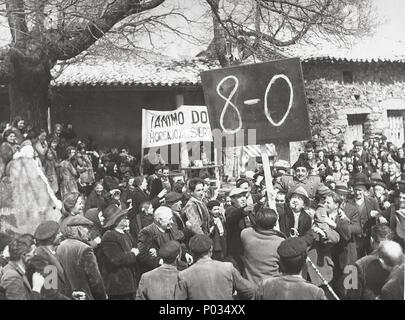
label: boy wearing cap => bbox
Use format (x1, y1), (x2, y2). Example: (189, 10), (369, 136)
(206, 200), (227, 261)
(174, 234), (255, 300)
(254, 237), (326, 300)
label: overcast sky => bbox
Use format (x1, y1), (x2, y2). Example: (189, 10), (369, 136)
(0, 0), (403, 58)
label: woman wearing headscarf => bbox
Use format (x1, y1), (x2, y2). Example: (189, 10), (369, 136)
(10, 116), (25, 145)
(84, 182), (108, 213)
(59, 192), (85, 237)
(84, 208), (106, 252)
(0, 130), (18, 179)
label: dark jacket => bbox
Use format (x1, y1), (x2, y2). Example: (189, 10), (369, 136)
(137, 223), (184, 273)
(345, 254), (390, 300)
(379, 263), (404, 300)
(56, 238), (106, 300)
(225, 205), (251, 259)
(347, 196), (381, 238)
(335, 201), (361, 269)
(31, 246), (72, 300)
(99, 230), (138, 296)
(128, 187), (160, 241)
(149, 178), (164, 200)
(84, 190), (108, 213)
(277, 204), (312, 241)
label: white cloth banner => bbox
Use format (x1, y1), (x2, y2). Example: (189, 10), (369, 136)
(142, 105), (213, 148)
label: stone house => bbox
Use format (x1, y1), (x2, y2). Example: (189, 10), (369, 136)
(1, 46), (405, 165)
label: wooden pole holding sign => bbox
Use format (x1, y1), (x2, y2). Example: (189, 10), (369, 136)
(260, 144), (275, 210)
(260, 144), (280, 231)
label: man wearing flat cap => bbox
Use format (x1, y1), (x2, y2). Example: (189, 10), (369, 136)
(349, 140), (369, 164)
(174, 234), (255, 300)
(274, 159), (330, 208)
(56, 215), (107, 300)
(136, 240), (181, 300)
(225, 187), (256, 272)
(254, 237), (326, 300)
(31, 221), (74, 300)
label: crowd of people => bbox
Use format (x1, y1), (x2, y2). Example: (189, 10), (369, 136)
(0, 116), (403, 300)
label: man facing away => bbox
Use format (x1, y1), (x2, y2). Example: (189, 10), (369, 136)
(254, 237), (327, 300)
(136, 240), (181, 300)
(174, 234), (255, 300)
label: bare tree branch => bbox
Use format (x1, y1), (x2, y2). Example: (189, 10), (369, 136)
(6, 0), (28, 43)
(46, 0), (166, 60)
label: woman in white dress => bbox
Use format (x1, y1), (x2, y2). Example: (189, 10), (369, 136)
(6, 135), (61, 234)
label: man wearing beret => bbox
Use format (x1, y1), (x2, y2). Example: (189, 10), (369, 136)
(31, 221), (74, 300)
(274, 159), (331, 208)
(174, 234), (255, 300)
(136, 240), (181, 300)
(254, 237), (326, 300)
(56, 215), (107, 300)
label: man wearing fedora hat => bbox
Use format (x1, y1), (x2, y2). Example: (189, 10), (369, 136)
(278, 186), (313, 241)
(98, 205), (139, 300)
(275, 159), (330, 208)
(347, 173), (382, 258)
(333, 182), (362, 269)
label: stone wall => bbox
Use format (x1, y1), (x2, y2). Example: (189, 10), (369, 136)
(301, 61), (405, 150)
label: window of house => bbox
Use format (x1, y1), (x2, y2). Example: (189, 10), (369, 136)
(342, 71), (353, 84)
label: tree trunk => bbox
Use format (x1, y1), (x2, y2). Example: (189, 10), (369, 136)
(8, 47), (52, 130)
